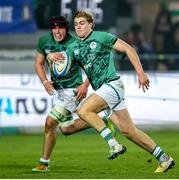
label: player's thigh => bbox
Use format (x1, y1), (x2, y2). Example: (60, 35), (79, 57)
(110, 109), (136, 132)
(80, 93), (108, 113)
(60, 118), (90, 133)
(72, 118), (91, 128)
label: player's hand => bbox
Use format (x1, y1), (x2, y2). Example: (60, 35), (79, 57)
(43, 80), (54, 95)
(75, 84), (88, 101)
(138, 73), (150, 92)
(47, 52), (65, 64)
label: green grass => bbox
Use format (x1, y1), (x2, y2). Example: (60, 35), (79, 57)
(0, 131), (178, 179)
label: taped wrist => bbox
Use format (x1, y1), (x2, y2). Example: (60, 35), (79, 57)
(42, 79), (48, 85)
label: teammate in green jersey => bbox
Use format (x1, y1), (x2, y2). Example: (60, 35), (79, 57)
(49, 11), (174, 173)
(32, 15), (116, 172)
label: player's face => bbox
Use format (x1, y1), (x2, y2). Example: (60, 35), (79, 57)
(52, 27), (67, 42)
(74, 17), (93, 40)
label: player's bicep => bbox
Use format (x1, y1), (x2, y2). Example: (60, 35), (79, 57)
(35, 51), (45, 65)
(113, 38), (132, 54)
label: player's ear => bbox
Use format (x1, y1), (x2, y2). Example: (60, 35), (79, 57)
(91, 22), (95, 29)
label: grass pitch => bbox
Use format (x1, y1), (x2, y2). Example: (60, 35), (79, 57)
(0, 130), (178, 179)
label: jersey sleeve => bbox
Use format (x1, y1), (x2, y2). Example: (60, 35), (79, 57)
(100, 32), (118, 49)
(36, 36), (46, 56)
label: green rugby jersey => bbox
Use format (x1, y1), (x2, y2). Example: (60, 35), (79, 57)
(36, 32), (83, 90)
(69, 31), (120, 90)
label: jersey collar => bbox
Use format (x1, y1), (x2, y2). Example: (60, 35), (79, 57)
(82, 31), (93, 41)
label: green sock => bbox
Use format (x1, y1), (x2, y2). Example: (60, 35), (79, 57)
(99, 127), (113, 142)
(152, 146), (169, 163)
(40, 158), (49, 166)
(99, 127), (119, 147)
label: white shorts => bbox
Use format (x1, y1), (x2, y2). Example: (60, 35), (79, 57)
(49, 88), (80, 127)
(94, 79), (126, 116)
(53, 88), (80, 113)
(49, 88), (110, 127)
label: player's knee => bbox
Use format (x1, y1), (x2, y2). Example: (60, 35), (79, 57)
(45, 116), (58, 133)
(120, 127), (136, 139)
(120, 130), (132, 138)
(77, 107), (87, 119)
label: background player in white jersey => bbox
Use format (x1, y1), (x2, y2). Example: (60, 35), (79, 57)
(32, 15), (115, 172)
(49, 11), (174, 173)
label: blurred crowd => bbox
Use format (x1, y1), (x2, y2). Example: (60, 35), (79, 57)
(119, 8), (179, 71)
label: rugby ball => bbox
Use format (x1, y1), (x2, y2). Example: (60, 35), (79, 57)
(52, 51), (71, 78)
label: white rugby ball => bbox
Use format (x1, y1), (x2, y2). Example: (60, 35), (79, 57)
(52, 51), (71, 78)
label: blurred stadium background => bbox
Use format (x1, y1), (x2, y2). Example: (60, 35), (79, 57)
(0, 0), (178, 134)
(0, 0), (179, 178)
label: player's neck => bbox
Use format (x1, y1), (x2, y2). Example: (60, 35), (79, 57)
(81, 30), (93, 41)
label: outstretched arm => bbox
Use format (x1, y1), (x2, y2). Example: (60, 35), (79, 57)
(113, 39), (149, 92)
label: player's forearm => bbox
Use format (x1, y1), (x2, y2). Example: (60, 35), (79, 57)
(83, 78), (90, 88)
(126, 47), (145, 75)
(35, 62), (48, 84)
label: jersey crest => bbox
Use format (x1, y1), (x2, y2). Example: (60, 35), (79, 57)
(90, 42), (97, 49)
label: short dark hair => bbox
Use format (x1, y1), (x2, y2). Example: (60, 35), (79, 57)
(50, 16), (69, 31)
